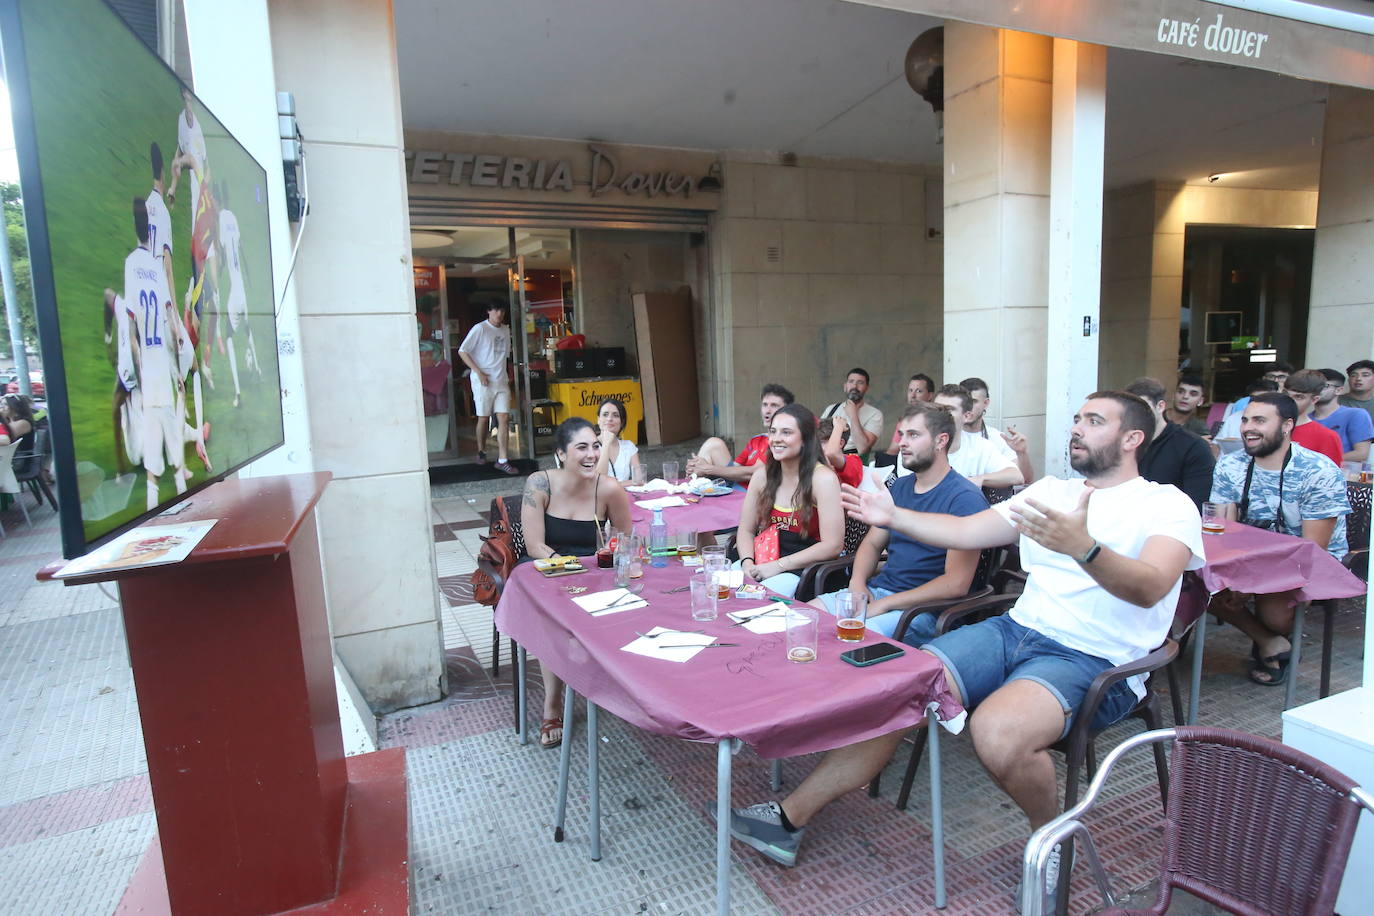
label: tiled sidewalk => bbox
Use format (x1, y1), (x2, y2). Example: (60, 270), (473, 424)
(0, 477), (1365, 914)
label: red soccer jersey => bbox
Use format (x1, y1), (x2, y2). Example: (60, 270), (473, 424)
(1292, 420), (1343, 466)
(835, 453), (865, 489)
(735, 433), (769, 466)
(190, 185), (217, 268)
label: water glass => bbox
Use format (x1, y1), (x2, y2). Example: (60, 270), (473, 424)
(1201, 502), (1225, 535)
(662, 460), (680, 483)
(785, 605), (819, 663)
(631, 463), (647, 487)
(689, 578), (718, 621)
(704, 555), (730, 599)
(834, 589), (868, 641)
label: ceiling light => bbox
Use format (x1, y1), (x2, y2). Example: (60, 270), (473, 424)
(1207, 173), (1224, 183)
(411, 230), (453, 249)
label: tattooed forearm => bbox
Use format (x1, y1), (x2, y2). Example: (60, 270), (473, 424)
(522, 471), (550, 509)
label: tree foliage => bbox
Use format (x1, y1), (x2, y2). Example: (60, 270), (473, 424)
(0, 181), (38, 359)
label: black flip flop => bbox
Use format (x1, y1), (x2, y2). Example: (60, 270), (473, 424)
(1248, 650), (1292, 687)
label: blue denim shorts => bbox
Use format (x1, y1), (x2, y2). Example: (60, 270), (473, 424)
(922, 615), (1137, 739)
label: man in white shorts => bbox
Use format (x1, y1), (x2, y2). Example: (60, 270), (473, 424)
(216, 189), (260, 408)
(124, 197), (187, 508)
(457, 302), (518, 475)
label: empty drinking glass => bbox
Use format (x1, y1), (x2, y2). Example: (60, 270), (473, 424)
(689, 578), (718, 621)
(662, 461), (680, 483)
(785, 605), (819, 663)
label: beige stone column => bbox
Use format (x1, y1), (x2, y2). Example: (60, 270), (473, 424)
(942, 25), (1053, 469)
(1308, 86), (1374, 372)
(269, 0), (443, 712)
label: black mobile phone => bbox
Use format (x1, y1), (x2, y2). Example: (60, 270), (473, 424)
(840, 642), (905, 667)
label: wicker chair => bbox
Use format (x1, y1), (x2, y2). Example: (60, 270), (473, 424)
(1021, 726), (1374, 916)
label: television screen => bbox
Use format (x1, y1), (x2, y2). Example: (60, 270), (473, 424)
(1, 0), (284, 558)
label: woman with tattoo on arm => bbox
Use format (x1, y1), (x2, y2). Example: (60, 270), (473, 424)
(521, 417), (633, 748)
(735, 404), (844, 598)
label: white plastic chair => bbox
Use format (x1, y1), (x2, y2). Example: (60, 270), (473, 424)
(0, 439), (20, 534)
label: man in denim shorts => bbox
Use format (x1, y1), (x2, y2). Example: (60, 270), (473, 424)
(721, 392), (1204, 871)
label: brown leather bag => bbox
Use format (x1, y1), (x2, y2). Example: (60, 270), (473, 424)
(471, 496), (524, 607)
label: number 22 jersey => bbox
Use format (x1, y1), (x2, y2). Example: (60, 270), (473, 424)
(122, 245), (175, 409)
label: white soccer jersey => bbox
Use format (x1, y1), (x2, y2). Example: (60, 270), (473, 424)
(177, 109), (208, 208)
(123, 246), (175, 409)
(113, 295), (138, 392)
(218, 209), (244, 300)
(145, 188), (173, 259)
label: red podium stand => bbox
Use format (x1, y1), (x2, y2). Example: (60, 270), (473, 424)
(53, 473), (409, 915)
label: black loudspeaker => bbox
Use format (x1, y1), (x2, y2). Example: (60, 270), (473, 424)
(555, 350), (595, 379)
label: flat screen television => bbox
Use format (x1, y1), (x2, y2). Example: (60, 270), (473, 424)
(1, 0), (284, 558)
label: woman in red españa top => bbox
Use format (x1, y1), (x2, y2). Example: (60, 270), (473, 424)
(735, 403), (844, 598)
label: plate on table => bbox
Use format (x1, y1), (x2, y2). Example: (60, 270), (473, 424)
(697, 479), (734, 497)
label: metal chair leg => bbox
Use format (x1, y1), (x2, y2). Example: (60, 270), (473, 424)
(490, 623), (500, 677)
(896, 729), (929, 811)
(1320, 600), (1335, 699)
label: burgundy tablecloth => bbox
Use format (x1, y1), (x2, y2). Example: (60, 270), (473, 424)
(628, 488), (746, 533)
(1198, 521), (1365, 602)
(494, 560), (962, 759)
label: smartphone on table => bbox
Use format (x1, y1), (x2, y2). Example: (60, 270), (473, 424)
(840, 642), (905, 667)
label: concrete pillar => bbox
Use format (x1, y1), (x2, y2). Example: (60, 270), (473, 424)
(1307, 85), (1374, 374)
(269, 0), (444, 712)
(943, 25), (1053, 469)
(1044, 39), (1106, 478)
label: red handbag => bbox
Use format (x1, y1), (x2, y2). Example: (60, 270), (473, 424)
(753, 524), (780, 565)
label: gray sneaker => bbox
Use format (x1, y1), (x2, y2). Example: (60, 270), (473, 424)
(709, 801), (805, 867)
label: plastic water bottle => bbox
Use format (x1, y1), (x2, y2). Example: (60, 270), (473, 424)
(650, 508), (669, 567)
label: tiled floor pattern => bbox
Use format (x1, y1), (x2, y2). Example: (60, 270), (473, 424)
(0, 475), (1365, 914)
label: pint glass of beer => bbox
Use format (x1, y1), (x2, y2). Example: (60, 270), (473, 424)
(834, 589), (868, 641)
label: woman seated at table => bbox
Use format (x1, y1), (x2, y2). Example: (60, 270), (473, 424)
(521, 416), (633, 748)
(735, 403), (844, 598)
(593, 398), (641, 482)
(0, 394), (33, 450)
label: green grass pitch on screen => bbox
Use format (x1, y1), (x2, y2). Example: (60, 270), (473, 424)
(15, 0), (283, 546)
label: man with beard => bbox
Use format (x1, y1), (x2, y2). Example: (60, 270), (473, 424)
(811, 403), (988, 644)
(1209, 392), (1350, 687)
(721, 392), (1203, 882)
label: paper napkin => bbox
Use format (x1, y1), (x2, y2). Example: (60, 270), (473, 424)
(635, 495), (688, 511)
(621, 626), (715, 662)
(572, 587), (648, 616)
(727, 605), (789, 633)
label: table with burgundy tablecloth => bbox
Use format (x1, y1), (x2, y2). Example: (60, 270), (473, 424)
(494, 558), (963, 914)
(1176, 520), (1366, 719)
(626, 486), (747, 533)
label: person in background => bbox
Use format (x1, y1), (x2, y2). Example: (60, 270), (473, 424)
(1311, 368), (1373, 463)
(812, 403), (987, 645)
(1339, 359), (1374, 425)
(959, 376), (1034, 484)
(735, 403), (844, 598)
(1215, 378), (1279, 442)
(1165, 372), (1210, 437)
(1283, 370), (1345, 467)
(593, 398), (641, 482)
(820, 368), (884, 460)
(885, 373), (937, 456)
(819, 417), (866, 490)
(1262, 363), (1293, 388)
(520, 417), (634, 748)
(689, 383), (793, 483)
(457, 301), (519, 475)
(1124, 377), (1215, 508)
(931, 385), (1024, 489)
(1209, 392), (1349, 687)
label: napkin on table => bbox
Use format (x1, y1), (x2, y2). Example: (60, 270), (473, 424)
(572, 587), (648, 616)
(635, 495), (689, 511)
(621, 626), (716, 662)
(727, 605), (789, 633)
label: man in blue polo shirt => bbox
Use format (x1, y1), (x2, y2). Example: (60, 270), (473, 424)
(1314, 368), (1373, 463)
(812, 402), (988, 644)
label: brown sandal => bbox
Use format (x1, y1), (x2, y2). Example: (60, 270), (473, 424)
(539, 717), (563, 749)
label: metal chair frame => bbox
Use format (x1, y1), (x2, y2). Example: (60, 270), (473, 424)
(1021, 726), (1374, 916)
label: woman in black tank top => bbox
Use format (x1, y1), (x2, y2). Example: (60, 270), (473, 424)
(520, 418), (633, 748)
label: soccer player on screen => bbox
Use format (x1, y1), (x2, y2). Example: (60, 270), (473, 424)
(167, 86), (207, 218)
(215, 183), (260, 408)
(104, 288), (142, 473)
(124, 196), (187, 509)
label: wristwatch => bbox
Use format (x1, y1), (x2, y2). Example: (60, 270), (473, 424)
(1078, 540), (1101, 565)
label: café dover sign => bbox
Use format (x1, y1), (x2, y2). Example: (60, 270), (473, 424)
(404, 139), (717, 202)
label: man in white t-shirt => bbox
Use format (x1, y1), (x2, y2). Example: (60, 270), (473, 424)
(931, 385), (1022, 488)
(959, 375), (1036, 484)
(821, 368), (884, 459)
(124, 198), (187, 509)
(168, 86), (207, 219)
(457, 302), (517, 475)
(721, 391), (1202, 883)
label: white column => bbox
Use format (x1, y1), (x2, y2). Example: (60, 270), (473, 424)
(268, 0), (443, 712)
(1043, 40), (1105, 478)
